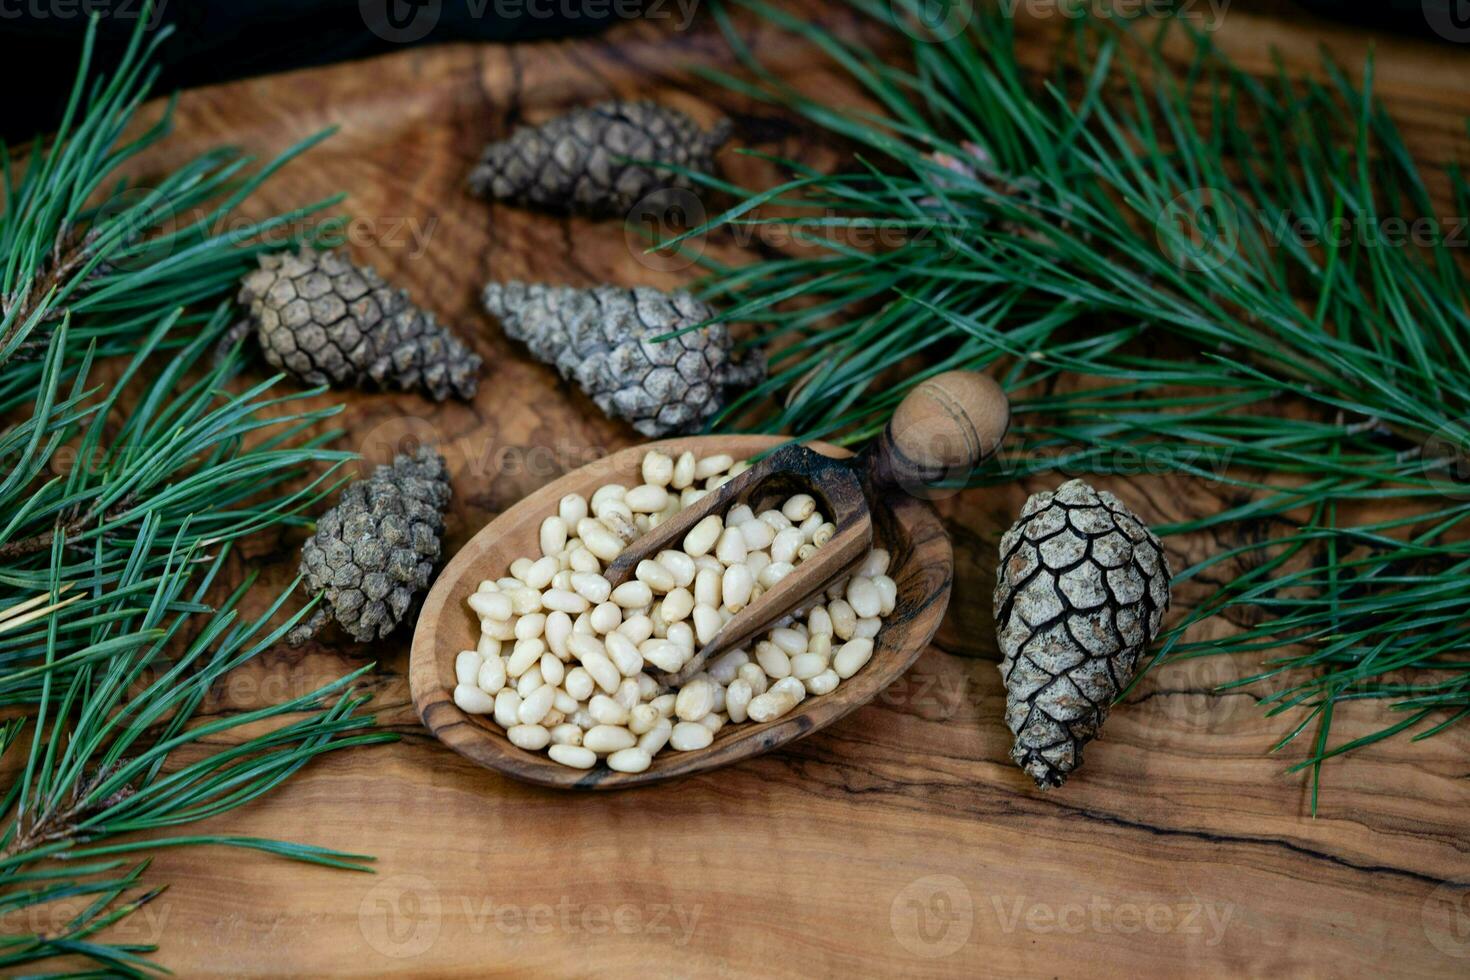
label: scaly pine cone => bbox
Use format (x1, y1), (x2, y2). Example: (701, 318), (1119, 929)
(468, 101), (732, 217)
(993, 479), (1171, 788)
(237, 247), (481, 401)
(289, 447), (451, 646)
(483, 280), (764, 437)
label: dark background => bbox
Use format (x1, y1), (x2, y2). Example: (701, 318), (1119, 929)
(0, 0), (1458, 140)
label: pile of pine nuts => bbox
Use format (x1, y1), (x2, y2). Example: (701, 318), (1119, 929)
(452, 450), (896, 773)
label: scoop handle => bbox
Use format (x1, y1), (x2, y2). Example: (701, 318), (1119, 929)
(863, 371), (1010, 494)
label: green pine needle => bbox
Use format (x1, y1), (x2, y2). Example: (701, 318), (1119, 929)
(697, 0), (1470, 805)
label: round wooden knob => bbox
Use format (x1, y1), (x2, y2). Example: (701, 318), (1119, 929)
(867, 371), (1010, 494)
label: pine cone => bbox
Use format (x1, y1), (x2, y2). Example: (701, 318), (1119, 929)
(238, 247), (481, 401)
(993, 479), (1171, 788)
(468, 101), (732, 218)
(483, 280), (764, 438)
(289, 447), (451, 646)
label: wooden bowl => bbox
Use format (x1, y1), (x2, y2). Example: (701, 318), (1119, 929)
(408, 435), (953, 789)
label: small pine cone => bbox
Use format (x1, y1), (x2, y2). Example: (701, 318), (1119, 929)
(483, 280), (764, 437)
(238, 247), (481, 401)
(993, 479), (1171, 788)
(289, 447), (451, 646)
(468, 101), (732, 218)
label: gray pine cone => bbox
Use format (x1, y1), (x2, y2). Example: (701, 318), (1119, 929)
(483, 280), (764, 437)
(289, 447), (451, 646)
(993, 479), (1171, 788)
(467, 101), (731, 217)
(238, 247), (482, 402)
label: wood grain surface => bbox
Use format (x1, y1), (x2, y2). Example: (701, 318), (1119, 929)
(46, 1), (1470, 975)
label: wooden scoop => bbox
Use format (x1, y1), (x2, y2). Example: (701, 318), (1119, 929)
(604, 370), (1010, 688)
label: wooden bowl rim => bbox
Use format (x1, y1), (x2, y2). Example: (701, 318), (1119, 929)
(408, 435), (952, 790)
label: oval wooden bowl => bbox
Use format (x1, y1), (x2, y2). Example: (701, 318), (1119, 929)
(408, 435), (953, 789)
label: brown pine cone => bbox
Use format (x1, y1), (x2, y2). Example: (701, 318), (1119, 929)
(468, 101), (731, 218)
(993, 480), (1171, 788)
(237, 247), (481, 401)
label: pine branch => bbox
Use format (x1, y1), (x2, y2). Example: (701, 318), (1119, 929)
(697, 0), (1470, 799)
(0, 5), (390, 974)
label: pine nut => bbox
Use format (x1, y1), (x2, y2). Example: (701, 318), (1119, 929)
(550, 723), (583, 747)
(618, 613), (653, 643)
(738, 662), (769, 695)
(661, 587), (695, 623)
(559, 493), (588, 525)
(772, 527), (803, 564)
(549, 743), (596, 768)
(477, 657), (507, 694)
(635, 559), (676, 593)
(539, 516), (568, 557)
(670, 721), (714, 751)
(514, 613), (546, 641)
(455, 650), (482, 687)
(626, 484), (671, 513)
(642, 451), (674, 487)
(847, 577), (882, 618)
(493, 689), (521, 729)
(639, 718), (673, 754)
(584, 725), (637, 753)
(564, 667), (594, 701)
(695, 454), (734, 479)
(469, 591), (512, 621)
(791, 653), (828, 681)
(812, 522), (835, 547)
(833, 638), (874, 679)
(683, 515), (724, 557)
(476, 635), (502, 658)
(508, 724), (551, 750)
(590, 601), (622, 634)
(693, 604), (723, 645)
(605, 631), (644, 676)
(607, 748), (651, 773)
(708, 649), (749, 685)
(506, 638), (544, 677)
(672, 452), (696, 489)
(628, 703), (660, 735)
(517, 684), (555, 725)
(721, 564), (754, 612)
(747, 688), (797, 722)
(771, 628), (807, 657)
(539, 653), (564, 688)
(739, 518), (774, 550)
(675, 677), (715, 721)
(694, 567), (722, 608)
(728, 677), (757, 721)
(829, 599), (857, 640)
(758, 561), (794, 589)
(782, 493), (817, 522)
(755, 641), (791, 679)
(454, 683), (495, 714)
(805, 669), (840, 696)
(656, 550), (697, 587)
